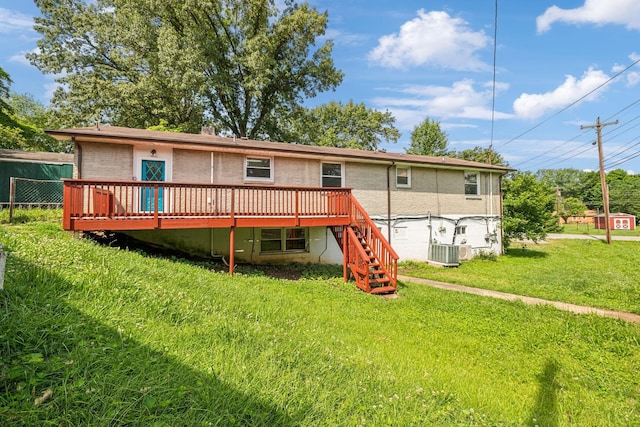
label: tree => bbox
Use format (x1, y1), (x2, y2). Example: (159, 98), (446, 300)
(502, 172), (557, 247)
(0, 67), (70, 151)
(557, 197), (587, 224)
(30, 0), (343, 140)
(455, 146), (507, 166)
(406, 117), (450, 156)
(0, 66), (12, 114)
(288, 101), (400, 150)
(609, 173), (640, 219)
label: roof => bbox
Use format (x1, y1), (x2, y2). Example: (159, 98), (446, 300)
(0, 148), (73, 165)
(594, 212), (636, 217)
(47, 125), (514, 173)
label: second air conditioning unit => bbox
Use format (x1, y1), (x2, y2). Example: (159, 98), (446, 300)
(458, 244), (473, 261)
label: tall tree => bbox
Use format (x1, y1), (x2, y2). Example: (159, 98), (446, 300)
(455, 146), (507, 166)
(502, 172), (557, 247)
(288, 101), (400, 150)
(0, 66), (12, 115)
(29, 0), (343, 139)
(406, 117), (450, 156)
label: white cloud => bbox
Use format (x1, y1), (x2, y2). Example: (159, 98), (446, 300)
(368, 9), (490, 71)
(371, 79), (512, 131)
(537, 0), (640, 33)
(9, 50), (32, 66)
(512, 67), (610, 120)
(0, 8), (33, 33)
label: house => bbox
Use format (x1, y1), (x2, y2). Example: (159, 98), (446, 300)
(47, 125), (512, 293)
(0, 149), (74, 208)
(594, 213), (636, 230)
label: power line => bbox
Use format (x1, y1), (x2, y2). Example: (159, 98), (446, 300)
(501, 57), (640, 147)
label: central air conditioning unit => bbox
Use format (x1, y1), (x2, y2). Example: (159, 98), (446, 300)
(458, 244), (473, 261)
(428, 244), (459, 267)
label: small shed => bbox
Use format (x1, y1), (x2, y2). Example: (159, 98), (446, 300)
(594, 213), (636, 230)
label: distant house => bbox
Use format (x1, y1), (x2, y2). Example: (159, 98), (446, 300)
(48, 126), (512, 293)
(0, 149), (74, 207)
(594, 213), (636, 231)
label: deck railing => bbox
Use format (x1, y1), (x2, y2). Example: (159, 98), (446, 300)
(62, 179), (352, 231)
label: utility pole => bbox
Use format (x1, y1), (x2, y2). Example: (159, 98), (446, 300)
(581, 117), (618, 244)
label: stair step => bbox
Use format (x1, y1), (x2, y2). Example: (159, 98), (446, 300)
(369, 285), (396, 295)
(369, 277), (390, 285)
(369, 269), (385, 275)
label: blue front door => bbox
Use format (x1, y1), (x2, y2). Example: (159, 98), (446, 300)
(141, 160), (165, 212)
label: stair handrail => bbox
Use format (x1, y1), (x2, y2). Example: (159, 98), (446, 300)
(348, 195), (398, 287)
(345, 226), (372, 292)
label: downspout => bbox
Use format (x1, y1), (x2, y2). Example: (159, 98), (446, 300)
(387, 161), (395, 244)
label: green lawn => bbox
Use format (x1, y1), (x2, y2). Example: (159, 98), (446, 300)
(399, 239), (640, 315)
(1, 219), (639, 425)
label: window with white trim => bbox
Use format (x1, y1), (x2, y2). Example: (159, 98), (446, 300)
(396, 166), (411, 187)
(321, 162), (343, 187)
(464, 172), (480, 196)
(245, 157), (273, 181)
(260, 228), (308, 253)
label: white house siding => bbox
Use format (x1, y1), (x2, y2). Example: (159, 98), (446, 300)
(371, 214), (502, 261)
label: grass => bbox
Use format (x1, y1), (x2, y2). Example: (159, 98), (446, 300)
(399, 239), (640, 315)
(1, 215), (639, 425)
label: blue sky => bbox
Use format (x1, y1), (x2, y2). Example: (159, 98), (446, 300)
(2, 0), (640, 173)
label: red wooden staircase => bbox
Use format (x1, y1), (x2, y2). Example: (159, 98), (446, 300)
(331, 195), (399, 294)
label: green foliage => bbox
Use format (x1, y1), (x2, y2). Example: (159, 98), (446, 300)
(147, 119), (186, 133)
(455, 146), (508, 166)
(557, 196), (587, 222)
(0, 66), (13, 114)
(406, 117), (450, 156)
(289, 101), (400, 150)
(503, 172), (556, 246)
(1, 223), (639, 425)
(0, 68), (70, 152)
(30, 0), (343, 140)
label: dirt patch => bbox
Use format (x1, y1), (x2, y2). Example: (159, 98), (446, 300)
(84, 231), (328, 281)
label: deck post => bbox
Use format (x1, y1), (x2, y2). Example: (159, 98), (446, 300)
(229, 226), (235, 276)
(62, 181), (71, 230)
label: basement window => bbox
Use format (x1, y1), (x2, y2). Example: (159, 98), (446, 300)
(260, 228), (308, 253)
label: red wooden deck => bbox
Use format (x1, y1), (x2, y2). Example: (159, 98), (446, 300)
(63, 180), (352, 231)
(62, 179), (398, 293)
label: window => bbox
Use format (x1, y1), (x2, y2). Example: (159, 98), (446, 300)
(245, 157), (272, 181)
(396, 166), (411, 187)
(260, 228), (308, 253)
(321, 162), (343, 187)
(455, 225), (467, 235)
(464, 172), (480, 196)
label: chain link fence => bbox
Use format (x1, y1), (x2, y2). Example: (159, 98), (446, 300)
(6, 177), (64, 222)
